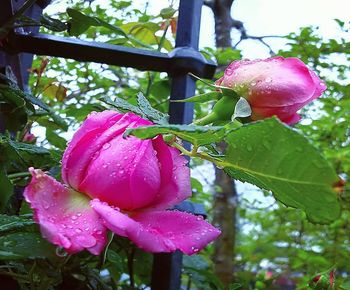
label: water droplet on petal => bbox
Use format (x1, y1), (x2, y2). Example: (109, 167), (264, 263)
(265, 77), (272, 83)
(102, 142), (111, 150)
(191, 246), (199, 253)
(75, 228), (82, 233)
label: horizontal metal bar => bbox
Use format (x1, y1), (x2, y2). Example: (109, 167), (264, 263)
(3, 32), (216, 78)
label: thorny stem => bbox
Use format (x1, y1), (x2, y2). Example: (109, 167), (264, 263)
(170, 141), (225, 166)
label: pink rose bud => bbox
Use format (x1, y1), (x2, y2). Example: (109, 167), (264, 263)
(23, 132), (36, 143)
(309, 270), (335, 290)
(216, 56), (326, 124)
(24, 111), (220, 255)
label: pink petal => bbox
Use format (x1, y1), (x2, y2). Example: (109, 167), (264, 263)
(91, 199), (221, 255)
(62, 110), (124, 188)
(24, 168), (107, 255)
(79, 136), (161, 210)
(144, 137), (191, 210)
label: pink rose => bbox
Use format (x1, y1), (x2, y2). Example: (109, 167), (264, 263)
(216, 56), (326, 124)
(24, 111), (220, 255)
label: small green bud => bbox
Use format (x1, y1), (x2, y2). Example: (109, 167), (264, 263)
(160, 7), (176, 19)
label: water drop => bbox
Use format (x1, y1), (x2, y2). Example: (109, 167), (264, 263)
(191, 246), (199, 253)
(71, 215), (78, 220)
(225, 68), (233, 76)
(92, 151), (100, 160)
(265, 77), (272, 83)
(102, 142), (111, 150)
(55, 247), (68, 257)
(196, 216), (204, 221)
(75, 228), (82, 233)
(247, 144), (253, 152)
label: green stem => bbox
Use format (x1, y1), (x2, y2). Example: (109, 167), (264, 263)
(193, 112), (219, 126)
(101, 233), (114, 267)
(171, 141), (224, 166)
(8, 172), (31, 179)
(128, 247), (136, 289)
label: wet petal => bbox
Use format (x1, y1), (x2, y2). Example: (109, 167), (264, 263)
(24, 168), (107, 255)
(145, 137), (191, 210)
(91, 199), (220, 255)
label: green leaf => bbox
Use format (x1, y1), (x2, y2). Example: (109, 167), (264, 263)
(101, 96), (143, 116)
(340, 280), (350, 290)
(0, 137), (57, 169)
(160, 7), (176, 19)
(67, 8), (126, 37)
(0, 232), (55, 260)
(40, 14), (67, 32)
(46, 129), (67, 150)
(102, 94), (169, 124)
(0, 83), (68, 131)
(223, 118), (341, 223)
(136, 92), (168, 124)
(0, 214), (35, 233)
(0, 168), (13, 212)
(125, 124), (225, 146)
(150, 80), (170, 100)
(0, 215), (55, 259)
(0, 85), (29, 131)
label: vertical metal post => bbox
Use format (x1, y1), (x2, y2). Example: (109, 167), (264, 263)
(0, 0), (50, 91)
(151, 1), (204, 289)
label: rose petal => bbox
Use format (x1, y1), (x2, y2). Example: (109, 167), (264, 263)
(91, 199), (220, 255)
(24, 168), (107, 255)
(145, 137), (191, 210)
(79, 136), (161, 210)
(62, 110), (124, 188)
